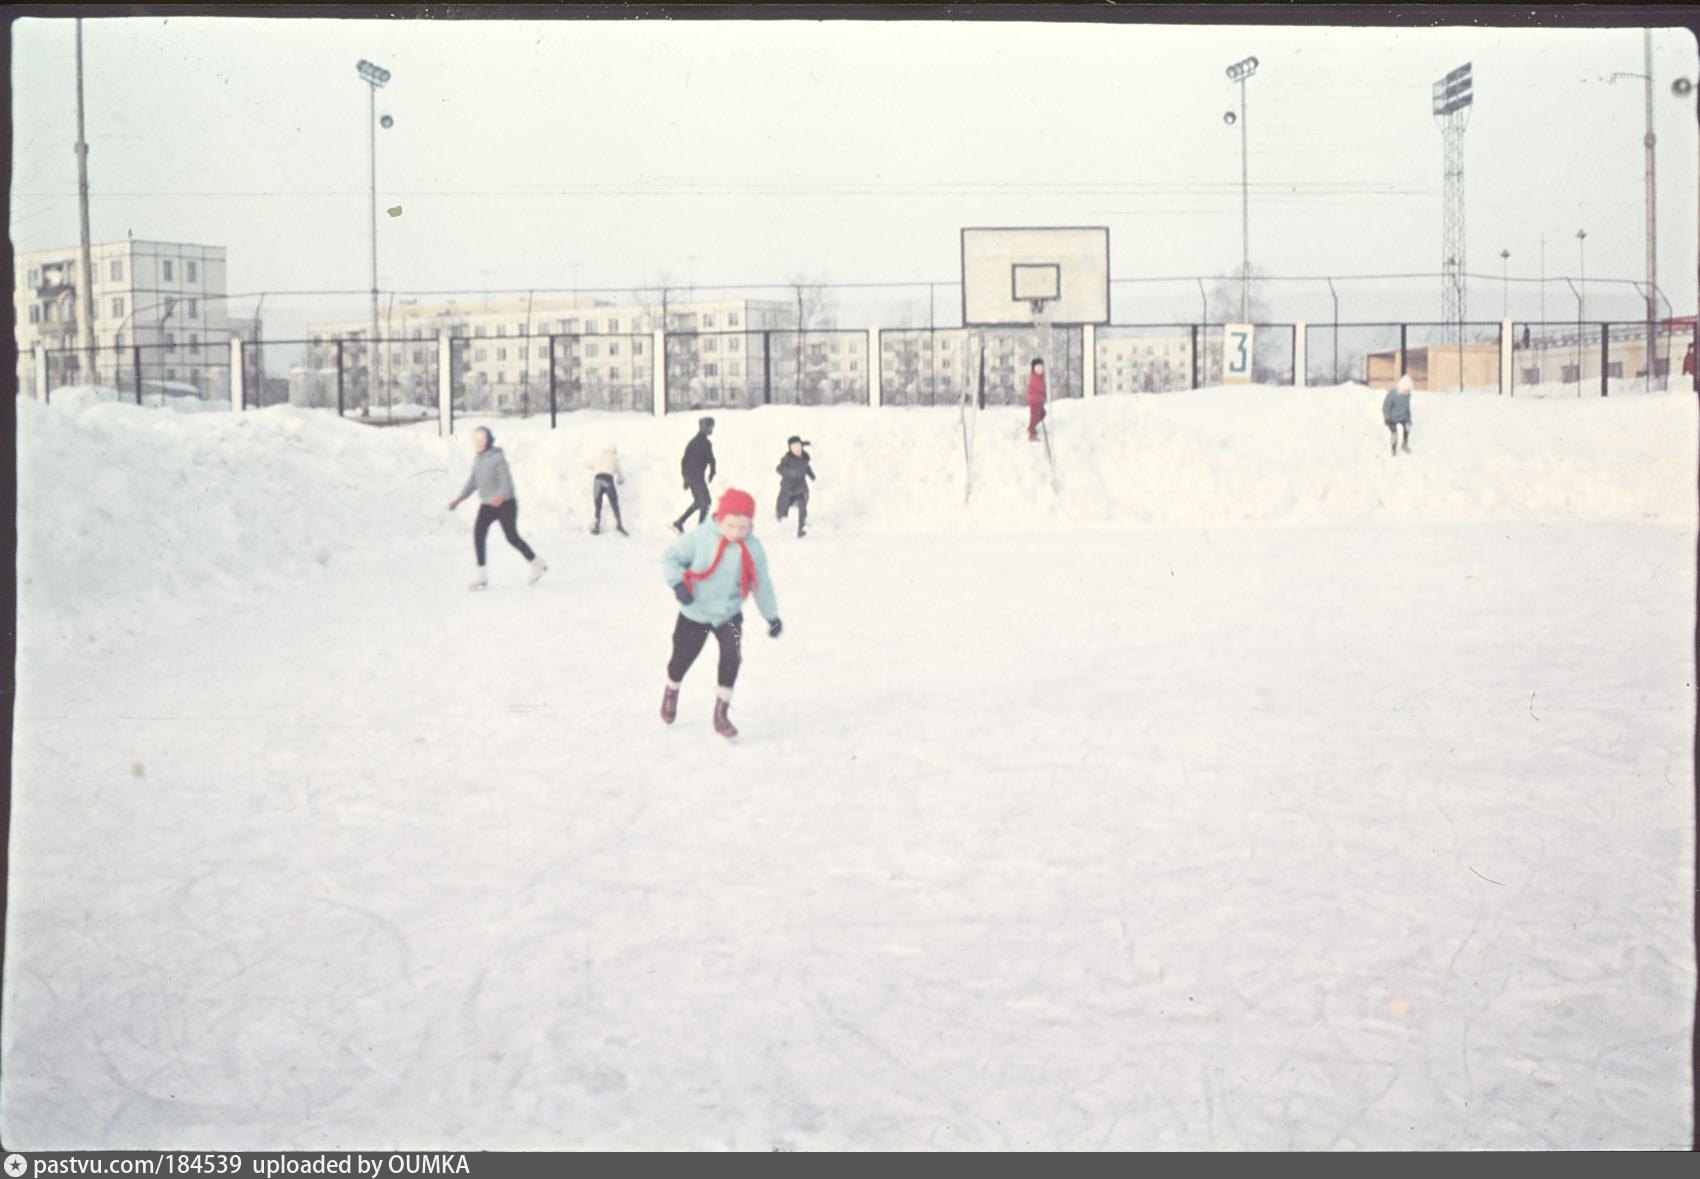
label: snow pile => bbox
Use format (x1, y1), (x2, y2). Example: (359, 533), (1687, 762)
(47, 384), (227, 412)
(15, 385), (1695, 642)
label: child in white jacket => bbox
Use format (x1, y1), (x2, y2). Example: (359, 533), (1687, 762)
(591, 444), (628, 536)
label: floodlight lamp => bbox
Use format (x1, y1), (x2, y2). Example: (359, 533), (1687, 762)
(1673, 76), (1693, 96)
(381, 114), (394, 129)
(1223, 110), (1236, 125)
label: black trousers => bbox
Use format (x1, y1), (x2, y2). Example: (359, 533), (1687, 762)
(473, 500), (536, 565)
(667, 612), (743, 689)
(593, 474), (623, 524)
(1386, 421), (1411, 445)
(777, 486), (808, 530)
(674, 477), (711, 528)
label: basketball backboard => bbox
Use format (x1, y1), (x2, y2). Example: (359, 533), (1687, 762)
(961, 227), (1110, 327)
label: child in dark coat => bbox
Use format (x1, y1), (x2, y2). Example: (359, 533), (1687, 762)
(775, 435), (816, 537)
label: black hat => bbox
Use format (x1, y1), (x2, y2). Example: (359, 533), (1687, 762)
(699, 416), (715, 430)
(787, 435), (810, 447)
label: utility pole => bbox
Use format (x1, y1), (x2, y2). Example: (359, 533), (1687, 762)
(74, 19), (96, 382)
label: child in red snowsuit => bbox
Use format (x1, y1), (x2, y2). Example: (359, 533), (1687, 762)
(1026, 358), (1047, 441)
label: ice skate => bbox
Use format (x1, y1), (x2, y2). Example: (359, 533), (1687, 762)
(661, 683), (680, 725)
(712, 697), (738, 740)
(590, 522), (601, 535)
(527, 557), (549, 584)
(468, 568), (488, 591)
(616, 524), (629, 536)
(1401, 440), (1411, 454)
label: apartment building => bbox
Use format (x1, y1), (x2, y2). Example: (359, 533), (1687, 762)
(14, 239), (229, 398)
(304, 295), (796, 412)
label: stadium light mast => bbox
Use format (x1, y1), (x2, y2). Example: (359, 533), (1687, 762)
(74, 19), (97, 385)
(1500, 248), (1510, 319)
(1432, 62), (1474, 332)
(357, 58), (391, 414)
(1224, 55), (1259, 323)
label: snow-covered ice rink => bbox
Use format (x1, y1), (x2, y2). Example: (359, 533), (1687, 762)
(6, 387), (1695, 1150)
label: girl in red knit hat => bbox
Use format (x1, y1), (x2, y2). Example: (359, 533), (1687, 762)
(661, 486), (783, 738)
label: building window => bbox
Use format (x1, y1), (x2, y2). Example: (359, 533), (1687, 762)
(729, 313), (740, 327)
(514, 323), (523, 336)
(475, 326), (487, 338)
(705, 363), (718, 376)
(162, 260), (174, 281)
(566, 319), (580, 333)
(27, 267), (39, 287)
(28, 304), (40, 324)
(188, 299), (199, 319)
(110, 260), (124, 281)
(704, 338), (718, 353)
(496, 325), (506, 337)
(1561, 365), (1580, 383)
(610, 367), (620, 380)
(496, 348), (507, 361)
(609, 341), (620, 356)
(498, 371), (506, 383)
(588, 343), (600, 357)
(729, 362), (741, 376)
(729, 338), (741, 353)
(608, 318), (619, 333)
(704, 314), (715, 328)
(111, 296), (124, 317)
(474, 348), (487, 362)
(186, 261), (198, 283)
(633, 340), (644, 355)
(585, 320), (598, 334)
(165, 368), (176, 380)
(166, 332), (176, 351)
(850, 360), (859, 372)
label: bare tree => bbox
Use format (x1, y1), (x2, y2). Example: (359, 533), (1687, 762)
(787, 273), (833, 403)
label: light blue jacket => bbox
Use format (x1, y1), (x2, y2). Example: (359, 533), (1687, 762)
(1381, 389), (1412, 425)
(663, 521), (780, 627)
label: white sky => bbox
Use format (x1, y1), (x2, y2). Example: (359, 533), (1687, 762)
(10, 15), (1699, 319)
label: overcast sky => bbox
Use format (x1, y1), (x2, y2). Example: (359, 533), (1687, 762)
(10, 13), (1698, 323)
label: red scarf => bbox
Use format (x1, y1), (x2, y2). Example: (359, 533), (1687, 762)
(683, 534), (758, 599)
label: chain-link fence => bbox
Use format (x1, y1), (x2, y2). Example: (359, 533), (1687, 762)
(878, 328), (973, 406)
(664, 330), (764, 411)
(1094, 326), (1196, 395)
(765, 330), (870, 407)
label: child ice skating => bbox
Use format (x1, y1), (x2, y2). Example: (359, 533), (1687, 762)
(448, 426), (547, 589)
(671, 417), (718, 533)
(590, 444), (628, 536)
(1382, 374), (1414, 456)
(775, 435), (816, 537)
(1026, 358), (1048, 441)
(660, 487), (783, 739)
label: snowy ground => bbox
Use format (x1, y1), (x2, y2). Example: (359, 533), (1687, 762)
(5, 389), (1695, 1150)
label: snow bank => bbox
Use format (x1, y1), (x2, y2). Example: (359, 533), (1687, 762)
(15, 384), (1696, 640)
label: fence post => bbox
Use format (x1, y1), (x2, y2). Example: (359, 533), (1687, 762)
(132, 344), (142, 405)
(1190, 325), (1199, 390)
(437, 333), (453, 436)
(1083, 324), (1097, 397)
(228, 338), (243, 411)
(1600, 323), (1609, 397)
(867, 328), (880, 407)
(762, 330), (773, 405)
(547, 334), (558, 428)
(1398, 324), (1408, 377)
(1501, 320), (1514, 396)
(336, 341), (345, 417)
(1293, 322), (1306, 389)
(32, 344), (47, 402)
(651, 329), (665, 417)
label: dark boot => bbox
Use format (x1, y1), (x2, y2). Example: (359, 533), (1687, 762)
(661, 684), (680, 725)
(712, 697), (738, 739)
(591, 520), (601, 535)
(616, 523), (629, 536)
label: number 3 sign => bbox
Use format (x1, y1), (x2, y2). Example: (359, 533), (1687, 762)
(1223, 323), (1254, 384)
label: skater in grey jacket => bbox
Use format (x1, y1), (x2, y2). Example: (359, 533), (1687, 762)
(448, 426), (547, 589)
(1381, 374), (1413, 456)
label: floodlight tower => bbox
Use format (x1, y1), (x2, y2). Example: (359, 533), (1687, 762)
(1432, 62), (1474, 329)
(357, 58), (391, 412)
(1225, 55), (1259, 323)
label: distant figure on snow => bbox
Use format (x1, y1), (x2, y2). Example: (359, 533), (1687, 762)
(660, 487), (783, 740)
(1026, 358), (1048, 441)
(1382, 374), (1414, 456)
(449, 426), (547, 589)
(672, 416), (717, 533)
(775, 435), (816, 538)
(591, 444), (628, 536)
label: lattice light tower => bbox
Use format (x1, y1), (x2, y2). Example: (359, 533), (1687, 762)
(1432, 62), (1474, 328)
